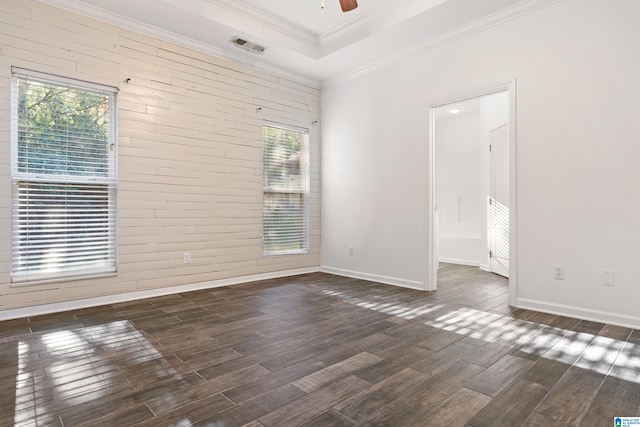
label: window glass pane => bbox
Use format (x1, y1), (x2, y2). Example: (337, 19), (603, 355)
(262, 123), (309, 256)
(16, 78), (112, 177)
(263, 125), (305, 191)
(263, 192), (306, 254)
(11, 71), (117, 283)
(12, 181), (116, 279)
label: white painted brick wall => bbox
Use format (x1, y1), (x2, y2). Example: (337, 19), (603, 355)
(0, 0), (321, 310)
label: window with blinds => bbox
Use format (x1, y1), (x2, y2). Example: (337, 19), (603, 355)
(262, 122), (309, 256)
(11, 69), (117, 284)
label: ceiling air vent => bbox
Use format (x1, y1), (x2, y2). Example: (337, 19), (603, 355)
(231, 37), (266, 55)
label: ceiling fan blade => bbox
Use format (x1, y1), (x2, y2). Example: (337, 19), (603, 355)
(339, 0), (358, 12)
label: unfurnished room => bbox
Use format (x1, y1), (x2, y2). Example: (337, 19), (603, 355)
(0, 0), (639, 426)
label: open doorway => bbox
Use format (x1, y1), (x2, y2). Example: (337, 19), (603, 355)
(428, 84), (516, 303)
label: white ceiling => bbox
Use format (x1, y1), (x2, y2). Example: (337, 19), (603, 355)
(40, 0), (559, 85)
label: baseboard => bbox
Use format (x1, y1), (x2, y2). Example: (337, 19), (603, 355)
(0, 267), (320, 321)
(439, 258), (481, 267)
(516, 297), (640, 330)
(320, 266), (425, 291)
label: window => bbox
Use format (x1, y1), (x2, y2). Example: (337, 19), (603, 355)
(262, 122), (309, 255)
(11, 69), (117, 284)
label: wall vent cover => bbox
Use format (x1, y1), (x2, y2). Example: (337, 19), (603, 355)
(231, 37), (266, 54)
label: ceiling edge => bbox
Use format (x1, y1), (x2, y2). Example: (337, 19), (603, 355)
(198, 0), (318, 48)
(322, 0), (563, 88)
(319, 0), (427, 47)
(36, 0), (321, 89)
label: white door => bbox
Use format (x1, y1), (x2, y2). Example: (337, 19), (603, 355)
(488, 123), (509, 278)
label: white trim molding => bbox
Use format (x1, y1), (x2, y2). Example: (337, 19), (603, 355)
(438, 258), (481, 268)
(321, 266), (425, 291)
(0, 267), (320, 321)
(516, 298), (640, 330)
(37, 0), (321, 89)
(323, 0), (561, 87)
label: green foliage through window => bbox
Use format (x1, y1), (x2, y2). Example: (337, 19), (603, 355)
(263, 123), (309, 255)
(11, 70), (117, 283)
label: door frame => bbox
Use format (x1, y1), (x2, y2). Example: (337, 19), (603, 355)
(426, 80), (517, 307)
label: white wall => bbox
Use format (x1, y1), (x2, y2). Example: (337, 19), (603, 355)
(0, 0), (321, 314)
(436, 111), (484, 266)
(321, 0), (640, 327)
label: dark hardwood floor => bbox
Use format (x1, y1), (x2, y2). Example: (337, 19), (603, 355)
(1, 263), (639, 426)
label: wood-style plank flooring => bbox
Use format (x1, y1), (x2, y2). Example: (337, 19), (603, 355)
(1, 263), (639, 426)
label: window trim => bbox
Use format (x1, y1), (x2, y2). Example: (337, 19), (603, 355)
(262, 121), (310, 257)
(10, 68), (119, 286)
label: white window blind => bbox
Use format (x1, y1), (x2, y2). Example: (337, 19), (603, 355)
(11, 69), (117, 284)
(263, 122), (309, 255)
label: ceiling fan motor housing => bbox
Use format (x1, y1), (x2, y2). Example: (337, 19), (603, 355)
(340, 0), (358, 12)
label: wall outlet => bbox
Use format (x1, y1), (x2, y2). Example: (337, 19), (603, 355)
(183, 252), (191, 264)
(553, 265), (564, 280)
(602, 270), (615, 286)
(349, 245), (354, 256)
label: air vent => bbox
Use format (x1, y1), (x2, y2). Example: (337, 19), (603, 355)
(231, 37), (266, 55)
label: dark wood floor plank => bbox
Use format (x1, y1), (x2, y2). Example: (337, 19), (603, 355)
(422, 387), (492, 426)
(354, 345), (433, 384)
(412, 341), (478, 376)
(521, 411), (558, 427)
(416, 328), (464, 352)
(191, 384), (305, 427)
(146, 364), (271, 415)
(413, 360), (486, 407)
(468, 379), (548, 427)
(599, 324), (632, 341)
(291, 351), (382, 393)
(335, 368), (430, 422)
(521, 357), (570, 390)
(259, 375), (371, 427)
(574, 402), (619, 427)
(593, 375), (640, 414)
(74, 403), (154, 427)
(314, 332), (393, 365)
(358, 396), (431, 427)
(466, 354), (533, 397)
(298, 410), (355, 427)
(462, 340), (518, 367)
(130, 393), (234, 427)
(0, 266), (637, 427)
(222, 357), (326, 404)
(534, 367), (605, 426)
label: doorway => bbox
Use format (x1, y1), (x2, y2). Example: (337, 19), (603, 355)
(428, 84), (516, 303)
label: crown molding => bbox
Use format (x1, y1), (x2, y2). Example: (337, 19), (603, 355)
(322, 0), (562, 88)
(37, 0), (321, 89)
(319, 0), (438, 47)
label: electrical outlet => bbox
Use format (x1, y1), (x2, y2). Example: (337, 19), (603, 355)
(602, 270), (615, 286)
(183, 252), (191, 264)
(553, 265), (564, 280)
(349, 245), (354, 256)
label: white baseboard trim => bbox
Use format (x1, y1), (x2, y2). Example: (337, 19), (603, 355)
(439, 258), (481, 267)
(516, 298), (640, 330)
(320, 266), (425, 291)
(0, 267), (320, 321)
(479, 264), (490, 272)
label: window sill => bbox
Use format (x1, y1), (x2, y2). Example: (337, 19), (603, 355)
(264, 249), (310, 257)
(10, 272), (118, 288)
